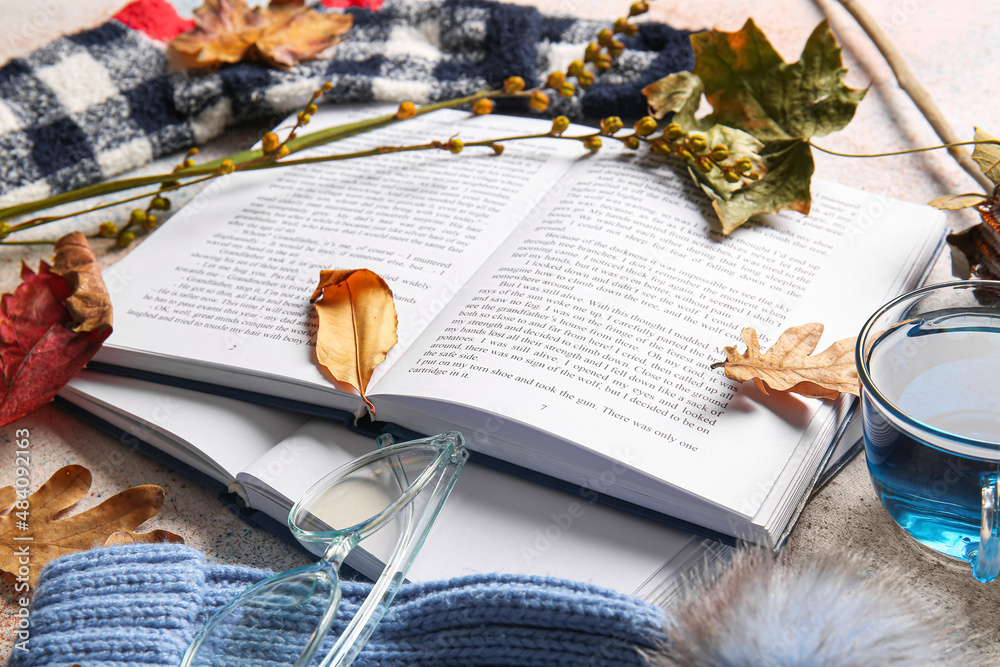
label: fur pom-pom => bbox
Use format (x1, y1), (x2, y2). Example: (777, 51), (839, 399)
(645, 550), (980, 666)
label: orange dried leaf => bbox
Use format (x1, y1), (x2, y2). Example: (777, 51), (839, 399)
(169, 0), (265, 68)
(51, 232), (113, 332)
(255, 6), (353, 68)
(711, 323), (859, 399)
(0, 465), (183, 587)
(168, 0), (352, 69)
(311, 269), (398, 414)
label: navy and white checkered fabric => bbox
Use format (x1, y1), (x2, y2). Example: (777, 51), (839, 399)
(0, 0), (693, 207)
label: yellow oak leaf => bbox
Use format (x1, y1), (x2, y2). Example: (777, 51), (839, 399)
(310, 269), (398, 415)
(711, 323), (859, 399)
(169, 0), (352, 70)
(0, 465), (183, 587)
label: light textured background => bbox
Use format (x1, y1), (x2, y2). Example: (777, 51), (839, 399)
(1, 0), (999, 661)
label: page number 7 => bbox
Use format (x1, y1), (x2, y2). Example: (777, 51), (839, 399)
(540, 404), (547, 410)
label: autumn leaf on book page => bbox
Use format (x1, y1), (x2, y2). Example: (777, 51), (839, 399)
(169, 0), (353, 69)
(711, 324), (859, 399)
(310, 269), (398, 415)
(643, 20), (865, 234)
(0, 466), (183, 587)
(0, 233), (112, 426)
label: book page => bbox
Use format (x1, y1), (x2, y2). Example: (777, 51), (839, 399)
(97, 109), (582, 402)
(239, 419), (716, 598)
(60, 371), (309, 483)
(373, 148), (945, 517)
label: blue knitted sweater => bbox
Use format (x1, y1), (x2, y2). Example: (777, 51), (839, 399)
(9, 544), (667, 666)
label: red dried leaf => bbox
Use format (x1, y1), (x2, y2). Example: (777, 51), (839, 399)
(0, 260), (112, 426)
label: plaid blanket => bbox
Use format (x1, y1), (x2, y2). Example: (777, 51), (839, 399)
(0, 0), (693, 208)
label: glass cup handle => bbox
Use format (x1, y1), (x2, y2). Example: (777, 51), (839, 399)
(972, 475), (1000, 583)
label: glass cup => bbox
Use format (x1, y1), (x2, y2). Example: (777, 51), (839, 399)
(857, 280), (1000, 581)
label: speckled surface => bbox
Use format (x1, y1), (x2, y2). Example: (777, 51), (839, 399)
(2, 0), (1000, 661)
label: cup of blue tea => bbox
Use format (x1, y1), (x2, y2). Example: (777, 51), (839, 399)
(857, 280), (1000, 582)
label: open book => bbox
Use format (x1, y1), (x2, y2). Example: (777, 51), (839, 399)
(89, 106), (946, 548)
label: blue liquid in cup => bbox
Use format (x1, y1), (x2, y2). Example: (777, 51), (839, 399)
(864, 312), (1000, 561)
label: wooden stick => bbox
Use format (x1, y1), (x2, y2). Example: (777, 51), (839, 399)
(836, 0), (993, 192)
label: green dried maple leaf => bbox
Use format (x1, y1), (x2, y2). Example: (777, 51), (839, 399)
(644, 20), (866, 233)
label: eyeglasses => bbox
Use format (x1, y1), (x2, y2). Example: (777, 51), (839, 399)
(181, 431), (468, 667)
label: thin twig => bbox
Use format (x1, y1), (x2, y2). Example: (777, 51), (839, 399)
(835, 0), (992, 191)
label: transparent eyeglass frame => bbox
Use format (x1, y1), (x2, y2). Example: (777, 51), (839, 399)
(180, 430), (468, 667)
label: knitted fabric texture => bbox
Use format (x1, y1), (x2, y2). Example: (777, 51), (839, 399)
(9, 543), (667, 666)
(0, 0), (693, 207)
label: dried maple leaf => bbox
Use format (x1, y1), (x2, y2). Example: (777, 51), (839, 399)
(169, 0), (352, 69)
(310, 269), (397, 414)
(643, 20), (865, 234)
(0, 235), (113, 426)
(0, 465), (183, 587)
(711, 324), (859, 399)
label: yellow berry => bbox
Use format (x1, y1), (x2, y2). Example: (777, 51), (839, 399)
(633, 116), (657, 137)
(306, 104), (318, 115)
(448, 139), (464, 154)
(735, 157), (753, 174)
(297, 112), (311, 125)
(99, 221), (118, 238)
(143, 213), (158, 231)
(709, 144), (730, 161)
(695, 159), (713, 173)
(568, 60), (586, 78)
(551, 116), (570, 135)
(623, 136), (640, 150)
(650, 139), (670, 156)
(559, 81), (576, 97)
(585, 42), (601, 62)
(629, 1), (649, 17)
(472, 98), (495, 115)
(601, 116), (624, 135)
(276, 145), (290, 159)
(262, 131), (280, 153)
(219, 159), (236, 174)
(723, 169), (742, 183)
(688, 134), (708, 152)
(150, 196), (170, 210)
(546, 71), (566, 89)
(613, 18), (638, 37)
(183, 158), (196, 168)
(583, 136), (602, 152)
(129, 209), (147, 226)
(491, 144), (505, 155)
(503, 76), (526, 94)
(664, 122), (684, 140)
(749, 171), (761, 180)
(609, 40), (625, 57)
(117, 231), (135, 248)
(187, 147), (199, 156)
(321, 81), (333, 91)
(678, 149), (694, 161)
(395, 101), (416, 120)
(578, 71), (594, 88)
(529, 91), (550, 112)
(597, 28), (614, 47)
